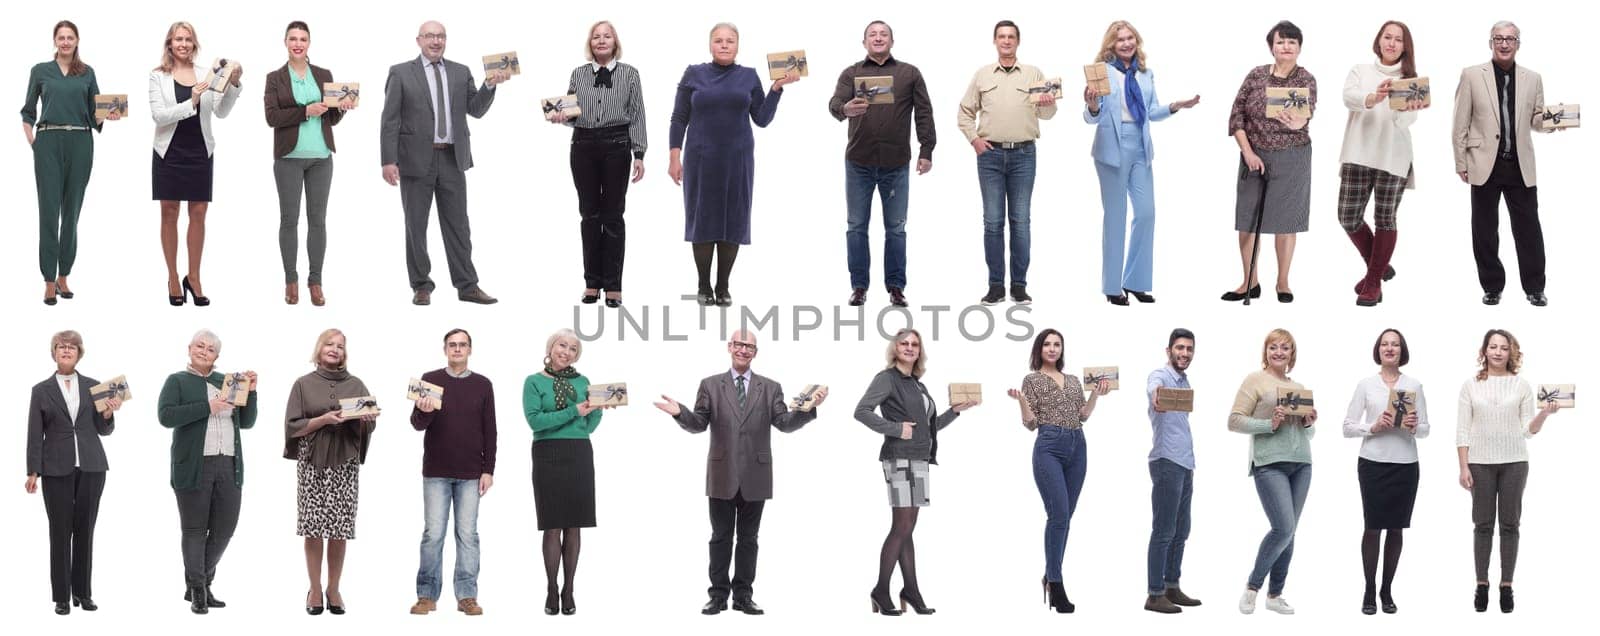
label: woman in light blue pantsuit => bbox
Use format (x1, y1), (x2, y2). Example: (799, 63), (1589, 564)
(1083, 21), (1198, 305)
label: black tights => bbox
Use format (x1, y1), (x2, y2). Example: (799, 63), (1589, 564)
(692, 241), (740, 294)
(542, 528), (582, 601)
(875, 507), (922, 598)
(1361, 528), (1403, 599)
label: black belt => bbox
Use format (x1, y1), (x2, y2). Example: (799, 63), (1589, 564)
(993, 140), (1034, 149)
(432, 143), (453, 150)
(573, 124), (630, 140)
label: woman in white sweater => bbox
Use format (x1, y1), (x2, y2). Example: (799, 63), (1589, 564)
(1337, 21), (1423, 307)
(1455, 329), (1559, 613)
(1342, 329), (1428, 615)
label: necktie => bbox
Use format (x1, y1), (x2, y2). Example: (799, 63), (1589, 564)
(1499, 73), (1512, 155)
(432, 62), (447, 140)
(594, 67), (613, 89)
(735, 375), (747, 408)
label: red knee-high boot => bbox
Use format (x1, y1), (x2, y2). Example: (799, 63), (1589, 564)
(1357, 229), (1398, 306)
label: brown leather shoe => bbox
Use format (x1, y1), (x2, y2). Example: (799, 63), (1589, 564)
(413, 289), (431, 306)
(457, 286), (498, 305)
(285, 283), (299, 305)
(309, 284), (325, 306)
(409, 597), (436, 614)
(457, 597), (483, 615)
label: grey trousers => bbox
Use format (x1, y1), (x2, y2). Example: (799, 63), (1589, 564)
(1469, 461), (1527, 583)
(400, 148), (478, 293)
(273, 157), (334, 285)
(175, 456), (242, 587)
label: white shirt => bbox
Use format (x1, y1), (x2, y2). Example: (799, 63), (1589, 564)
(1342, 373), (1429, 463)
(1338, 60), (1418, 185)
(590, 59), (617, 73)
(191, 369), (236, 457)
(56, 373), (81, 467)
(1456, 375), (1535, 464)
(419, 55), (455, 144)
(1108, 66), (1134, 123)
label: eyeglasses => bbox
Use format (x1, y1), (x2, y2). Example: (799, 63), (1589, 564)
(445, 342), (471, 349)
(419, 32), (447, 42)
(730, 342), (758, 352)
(1491, 36), (1520, 45)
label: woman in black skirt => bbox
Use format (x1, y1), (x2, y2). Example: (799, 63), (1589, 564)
(148, 21), (241, 306)
(1340, 328), (1428, 614)
(522, 328), (608, 615)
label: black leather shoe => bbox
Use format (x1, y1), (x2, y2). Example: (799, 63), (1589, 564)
(980, 285), (1004, 306)
(581, 291), (600, 304)
(1125, 288), (1156, 303)
(185, 586), (225, 608)
(72, 596), (96, 611)
(1499, 585), (1514, 613)
(605, 296), (622, 309)
(1527, 293), (1547, 307)
(714, 289), (733, 307)
(849, 288), (867, 306)
(326, 590), (344, 615)
(1164, 587), (1202, 607)
(44, 295), (58, 306)
(457, 286), (499, 304)
(560, 590), (576, 616)
(1276, 290), (1295, 303)
(306, 590), (325, 616)
(1380, 590), (1397, 614)
(702, 598), (728, 615)
(1473, 583), (1489, 612)
(412, 289), (431, 305)
(1106, 294), (1129, 306)
(1010, 285), (1031, 305)
(888, 287), (907, 307)
(731, 598), (764, 615)
(898, 589), (934, 615)
(869, 588), (902, 616)
(1362, 588), (1377, 615)
(1482, 292), (1501, 306)
(697, 289), (715, 306)
(182, 276), (210, 306)
(56, 284), (74, 299)
(1220, 285), (1261, 302)
(187, 586), (209, 614)
(54, 602), (70, 615)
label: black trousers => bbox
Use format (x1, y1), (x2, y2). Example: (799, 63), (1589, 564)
(175, 456), (242, 587)
(571, 125), (632, 291)
(707, 490), (765, 601)
(42, 469), (106, 603)
(1470, 157), (1544, 294)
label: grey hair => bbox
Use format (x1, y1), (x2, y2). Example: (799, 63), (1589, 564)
(710, 22), (739, 40)
(191, 329), (222, 354)
(1491, 21), (1520, 37)
(545, 328), (582, 364)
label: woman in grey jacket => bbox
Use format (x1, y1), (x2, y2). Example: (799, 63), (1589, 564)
(855, 328), (976, 616)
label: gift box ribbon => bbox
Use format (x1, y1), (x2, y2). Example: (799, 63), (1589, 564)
(91, 380), (130, 402)
(772, 55), (807, 74)
(487, 55), (519, 72)
(1541, 109), (1579, 125)
(1268, 89), (1310, 111)
(1279, 392), (1314, 410)
(1538, 387), (1574, 403)
(1392, 82), (1429, 102)
(592, 385), (627, 403)
(1390, 390), (1414, 419)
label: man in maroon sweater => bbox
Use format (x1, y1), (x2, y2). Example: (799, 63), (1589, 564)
(409, 328), (497, 616)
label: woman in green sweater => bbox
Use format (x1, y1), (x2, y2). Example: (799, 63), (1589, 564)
(1227, 328), (1317, 616)
(156, 329), (258, 614)
(523, 328), (607, 615)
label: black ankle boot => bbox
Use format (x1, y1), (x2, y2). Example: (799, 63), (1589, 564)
(1499, 585), (1514, 613)
(1045, 580), (1074, 614)
(1473, 583), (1489, 612)
(187, 585), (209, 615)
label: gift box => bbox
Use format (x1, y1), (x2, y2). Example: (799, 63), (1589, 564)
(90, 375), (131, 412)
(1264, 87), (1311, 118)
(1027, 78), (1063, 104)
(948, 383), (981, 406)
(766, 50), (808, 81)
(220, 372), (253, 407)
(93, 94), (127, 123)
(791, 384), (826, 412)
(322, 82), (360, 108)
(481, 52), (521, 76)
(588, 382), (629, 407)
(1155, 387), (1193, 412)
(1275, 388), (1315, 426)
(1082, 366), (1119, 391)
(1385, 388), (1417, 423)
(854, 75), (894, 105)
(1538, 384), (1575, 408)
(205, 58), (238, 94)
(339, 396), (381, 418)
(1538, 103), (1580, 130)
(1387, 77), (1429, 111)
(1083, 64), (1110, 94)
(407, 377), (443, 403)
(542, 94), (581, 121)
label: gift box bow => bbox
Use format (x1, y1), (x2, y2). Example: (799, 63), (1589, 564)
(1392, 82), (1429, 101)
(1269, 90), (1310, 110)
(791, 386), (821, 408)
(773, 55), (807, 74)
(1390, 390), (1414, 417)
(1540, 108), (1579, 124)
(1537, 387), (1574, 403)
(856, 82), (889, 100)
(91, 380), (130, 402)
(1278, 392), (1314, 410)
(542, 98), (576, 113)
(1083, 372), (1117, 385)
(346, 398), (379, 411)
(487, 55), (519, 72)
(592, 385), (627, 402)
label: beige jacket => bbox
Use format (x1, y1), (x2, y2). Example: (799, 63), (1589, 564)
(1451, 62), (1546, 187)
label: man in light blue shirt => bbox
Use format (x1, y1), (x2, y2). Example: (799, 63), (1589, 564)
(1145, 328), (1199, 613)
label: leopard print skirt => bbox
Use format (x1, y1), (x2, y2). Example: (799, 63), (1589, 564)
(296, 438), (360, 539)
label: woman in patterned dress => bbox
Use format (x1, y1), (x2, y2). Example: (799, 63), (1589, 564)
(283, 328), (376, 615)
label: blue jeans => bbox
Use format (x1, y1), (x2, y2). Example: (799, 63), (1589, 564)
(1095, 125), (1156, 295)
(1248, 462), (1311, 595)
(844, 161), (910, 289)
(1033, 426), (1086, 582)
(977, 144), (1036, 286)
(1147, 458), (1193, 594)
(417, 477), (481, 600)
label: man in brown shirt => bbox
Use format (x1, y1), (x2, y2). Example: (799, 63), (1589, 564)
(828, 21), (935, 308)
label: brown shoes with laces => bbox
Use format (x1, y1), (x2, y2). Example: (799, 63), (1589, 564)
(409, 597), (436, 614)
(457, 598), (483, 615)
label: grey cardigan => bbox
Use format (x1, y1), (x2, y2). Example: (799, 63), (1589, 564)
(855, 368), (960, 463)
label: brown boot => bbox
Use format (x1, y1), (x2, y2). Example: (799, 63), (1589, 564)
(457, 597), (484, 615)
(1146, 594), (1182, 613)
(409, 597), (436, 614)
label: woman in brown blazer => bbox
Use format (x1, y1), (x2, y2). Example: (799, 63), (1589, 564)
(264, 20), (349, 306)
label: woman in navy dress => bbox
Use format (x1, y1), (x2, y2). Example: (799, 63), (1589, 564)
(668, 22), (799, 307)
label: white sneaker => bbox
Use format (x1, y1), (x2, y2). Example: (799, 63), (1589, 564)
(1238, 589), (1258, 614)
(1265, 596), (1295, 615)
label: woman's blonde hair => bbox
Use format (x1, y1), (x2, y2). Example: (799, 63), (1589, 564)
(585, 20), (622, 62)
(546, 328), (583, 365)
(155, 21), (199, 73)
(883, 328), (927, 378)
(1094, 20), (1147, 71)
(309, 328), (346, 368)
(709, 22), (739, 40)
(1476, 329), (1522, 380)
(1259, 328), (1297, 372)
(51, 330), (85, 359)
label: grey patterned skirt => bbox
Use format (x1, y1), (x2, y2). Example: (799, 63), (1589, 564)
(296, 439), (360, 539)
(882, 459), (931, 508)
(1234, 144), (1312, 234)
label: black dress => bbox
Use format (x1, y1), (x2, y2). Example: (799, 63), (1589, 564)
(152, 81), (214, 202)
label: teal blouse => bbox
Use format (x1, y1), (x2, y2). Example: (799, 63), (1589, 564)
(523, 373), (602, 441)
(21, 61), (101, 131)
(283, 65), (330, 159)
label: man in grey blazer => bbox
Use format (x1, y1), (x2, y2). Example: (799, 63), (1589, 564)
(381, 21), (509, 305)
(653, 330), (827, 615)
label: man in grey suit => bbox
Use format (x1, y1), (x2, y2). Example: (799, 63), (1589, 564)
(381, 21), (508, 305)
(653, 330), (827, 615)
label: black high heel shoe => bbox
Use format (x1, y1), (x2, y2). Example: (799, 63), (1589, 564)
(306, 590), (324, 616)
(560, 590), (576, 616)
(1043, 577), (1074, 613)
(1380, 589), (1397, 614)
(544, 587), (559, 616)
(869, 588), (903, 616)
(326, 590), (345, 615)
(71, 596), (96, 611)
(581, 291), (600, 304)
(182, 276), (210, 307)
(1124, 288), (1156, 303)
(54, 602), (70, 615)
(1362, 588), (1377, 615)
(898, 589), (935, 615)
(1106, 294), (1129, 306)
(1220, 285), (1262, 302)
(56, 283), (74, 300)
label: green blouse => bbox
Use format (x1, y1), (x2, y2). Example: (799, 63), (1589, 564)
(20, 61), (101, 131)
(523, 373), (602, 441)
(284, 65), (330, 159)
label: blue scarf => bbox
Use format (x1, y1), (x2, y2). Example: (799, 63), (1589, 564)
(1112, 58), (1146, 125)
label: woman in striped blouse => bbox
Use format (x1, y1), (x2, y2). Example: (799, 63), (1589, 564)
(548, 21), (647, 308)
(1455, 329), (1559, 613)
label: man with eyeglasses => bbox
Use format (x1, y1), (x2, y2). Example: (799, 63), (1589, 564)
(653, 331), (826, 615)
(1451, 21), (1557, 307)
(381, 22), (510, 306)
(409, 328), (498, 616)
(958, 20), (1058, 307)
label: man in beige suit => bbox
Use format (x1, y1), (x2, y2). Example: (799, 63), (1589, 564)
(1451, 21), (1554, 307)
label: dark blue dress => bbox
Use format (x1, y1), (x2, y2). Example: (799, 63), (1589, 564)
(151, 81), (214, 202)
(668, 63), (782, 245)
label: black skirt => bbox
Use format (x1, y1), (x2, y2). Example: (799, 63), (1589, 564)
(1357, 457), (1419, 529)
(532, 438), (596, 530)
(152, 82), (214, 202)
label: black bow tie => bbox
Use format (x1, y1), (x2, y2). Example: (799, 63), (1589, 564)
(594, 67), (613, 89)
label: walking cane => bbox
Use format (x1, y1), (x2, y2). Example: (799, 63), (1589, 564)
(1242, 161), (1268, 306)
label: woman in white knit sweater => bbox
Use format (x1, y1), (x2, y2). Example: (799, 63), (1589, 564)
(1337, 21), (1424, 307)
(1455, 329), (1559, 614)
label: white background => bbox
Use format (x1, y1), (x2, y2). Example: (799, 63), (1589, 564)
(8, 0), (1596, 633)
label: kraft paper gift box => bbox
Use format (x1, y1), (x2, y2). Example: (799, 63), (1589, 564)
(339, 396), (381, 418)
(1275, 388), (1315, 426)
(1082, 366), (1120, 391)
(90, 375), (131, 412)
(407, 378), (444, 404)
(1387, 77), (1430, 111)
(792, 384), (826, 412)
(1083, 64), (1110, 94)
(482, 52), (521, 76)
(854, 75), (894, 105)
(205, 58), (238, 93)
(220, 372), (253, 407)
(1384, 388), (1418, 423)
(1538, 103), (1580, 130)
(1027, 78), (1063, 104)
(1155, 387), (1193, 412)
(1264, 86), (1312, 118)
(1538, 384), (1575, 408)
(588, 383), (629, 407)
(948, 383), (982, 405)
(322, 82), (360, 108)
(93, 94), (127, 123)
(542, 94), (581, 121)
(766, 50), (808, 80)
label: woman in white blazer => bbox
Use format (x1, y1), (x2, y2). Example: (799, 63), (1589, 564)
(1082, 21), (1198, 306)
(148, 21), (241, 306)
